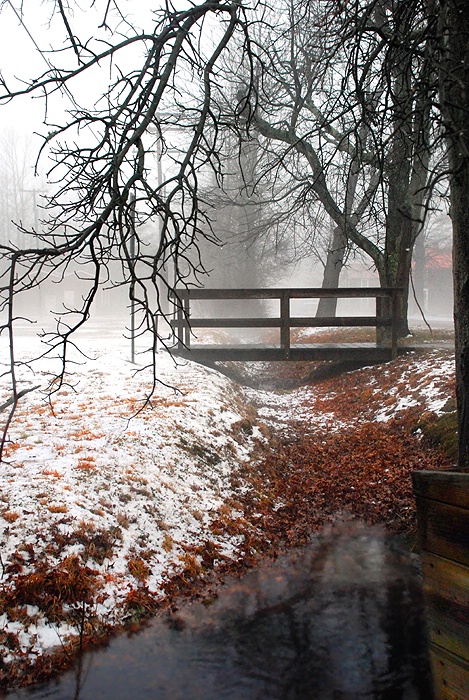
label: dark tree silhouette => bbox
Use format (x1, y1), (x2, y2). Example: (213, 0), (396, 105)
(0, 0), (255, 456)
(438, 0), (469, 468)
(239, 0), (440, 335)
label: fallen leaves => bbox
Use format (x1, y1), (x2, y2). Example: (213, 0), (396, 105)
(2, 511), (20, 523)
(200, 350), (455, 561)
(2, 556), (102, 624)
(0, 342), (456, 691)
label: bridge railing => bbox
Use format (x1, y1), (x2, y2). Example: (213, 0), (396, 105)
(170, 287), (402, 360)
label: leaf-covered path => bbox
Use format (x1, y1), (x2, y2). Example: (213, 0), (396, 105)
(197, 350), (455, 565)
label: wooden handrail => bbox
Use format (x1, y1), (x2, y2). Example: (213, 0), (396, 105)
(172, 287), (400, 300)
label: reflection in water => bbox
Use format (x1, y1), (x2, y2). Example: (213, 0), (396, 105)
(5, 522), (433, 700)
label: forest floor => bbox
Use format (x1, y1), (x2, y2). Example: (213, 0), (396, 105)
(0, 324), (456, 691)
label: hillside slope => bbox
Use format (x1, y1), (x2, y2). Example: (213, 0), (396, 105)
(0, 336), (455, 689)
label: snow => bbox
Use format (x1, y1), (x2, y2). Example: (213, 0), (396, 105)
(0, 331), (455, 678)
(372, 354), (455, 421)
(244, 386), (343, 438)
(243, 351), (455, 432)
(0, 333), (265, 668)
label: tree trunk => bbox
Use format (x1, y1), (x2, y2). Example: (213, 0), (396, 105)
(451, 160), (469, 469)
(317, 135), (361, 319)
(439, 0), (469, 469)
(378, 188), (413, 338)
(411, 231), (426, 317)
(375, 248), (412, 342)
(316, 225), (346, 317)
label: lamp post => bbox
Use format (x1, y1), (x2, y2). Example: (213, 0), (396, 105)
(129, 191), (136, 364)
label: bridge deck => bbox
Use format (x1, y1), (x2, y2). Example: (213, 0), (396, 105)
(172, 342), (413, 363)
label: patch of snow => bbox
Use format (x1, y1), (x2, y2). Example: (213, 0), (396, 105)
(0, 334), (263, 666)
(0, 335), (455, 677)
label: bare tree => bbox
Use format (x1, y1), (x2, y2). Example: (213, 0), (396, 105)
(0, 0), (467, 468)
(219, 0), (440, 334)
(0, 0), (255, 458)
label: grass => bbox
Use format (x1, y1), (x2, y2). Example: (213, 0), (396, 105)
(0, 338), (457, 691)
(418, 397), (458, 462)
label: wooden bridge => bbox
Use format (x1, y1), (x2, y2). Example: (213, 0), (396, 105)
(169, 287), (404, 363)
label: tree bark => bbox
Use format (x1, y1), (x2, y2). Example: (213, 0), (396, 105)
(316, 144), (362, 318)
(439, 0), (469, 469)
(411, 231), (426, 316)
(316, 225), (346, 317)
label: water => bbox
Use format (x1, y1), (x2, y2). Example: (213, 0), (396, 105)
(3, 522), (433, 700)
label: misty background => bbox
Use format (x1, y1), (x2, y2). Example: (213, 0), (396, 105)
(0, 0), (453, 348)
(0, 125), (452, 343)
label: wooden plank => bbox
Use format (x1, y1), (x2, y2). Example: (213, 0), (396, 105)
(175, 306), (184, 352)
(289, 345), (392, 362)
(176, 343), (384, 350)
(289, 287), (398, 299)
(290, 316), (393, 328)
(171, 318), (282, 328)
(171, 287), (401, 300)
(171, 343), (415, 361)
(421, 552), (469, 662)
(183, 296), (190, 347)
(391, 288), (399, 359)
(430, 645), (469, 700)
(280, 292), (290, 359)
(174, 346), (286, 362)
(173, 288), (285, 300)
(170, 316), (393, 329)
(415, 496), (469, 567)
(413, 471), (469, 509)
(172, 344), (395, 363)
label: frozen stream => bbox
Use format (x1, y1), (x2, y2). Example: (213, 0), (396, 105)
(3, 523), (433, 700)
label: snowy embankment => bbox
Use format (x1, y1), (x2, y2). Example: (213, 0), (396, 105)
(0, 334), (265, 678)
(0, 327), (456, 687)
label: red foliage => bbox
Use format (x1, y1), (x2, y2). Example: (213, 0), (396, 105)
(242, 416), (450, 547)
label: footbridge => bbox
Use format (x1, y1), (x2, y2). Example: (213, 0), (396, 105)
(169, 287), (404, 363)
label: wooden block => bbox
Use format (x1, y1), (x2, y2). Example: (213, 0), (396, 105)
(430, 645), (469, 700)
(413, 471), (469, 510)
(415, 496), (469, 567)
(421, 553), (469, 662)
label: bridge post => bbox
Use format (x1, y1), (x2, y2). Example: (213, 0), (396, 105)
(184, 294), (191, 349)
(280, 291), (291, 359)
(376, 296), (382, 343)
(376, 289), (399, 359)
(176, 304), (184, 351)
(173, 291), (191, 351)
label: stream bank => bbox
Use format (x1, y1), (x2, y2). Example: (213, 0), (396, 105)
(1, 348), (455, 694)
(4, 522), (433, 700)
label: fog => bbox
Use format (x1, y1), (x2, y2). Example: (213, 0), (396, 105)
(2, 198), (454, 349)
(0, 1), (453, 348)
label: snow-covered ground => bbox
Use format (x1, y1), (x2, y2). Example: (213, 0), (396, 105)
(0, 328), (456, 684)
(0, 333), (266, 673)
(241, 351), (455, 430)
